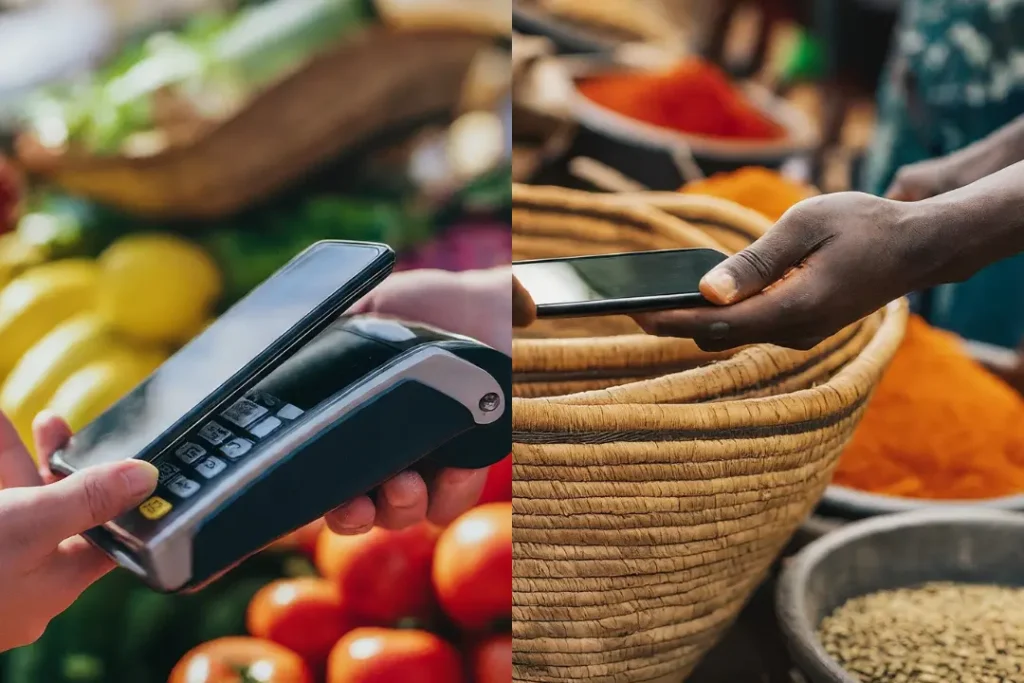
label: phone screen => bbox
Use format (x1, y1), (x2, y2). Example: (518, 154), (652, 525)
(512, 248), (727, 307)
(55, 242), (393, 471)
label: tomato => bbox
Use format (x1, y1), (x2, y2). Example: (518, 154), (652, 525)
(327, 628), (464, 683)
(315, 522), (440, 624)
(478, 454), (512, 505)
(470, 634), (512, 683)
(270, 519), (326, 557)
(433, 502), (511, 630)
(247, 578), (358, 667)
(168, 637), (312, 683)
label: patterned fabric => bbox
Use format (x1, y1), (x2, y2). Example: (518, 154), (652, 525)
(862, 0), (1024, 349)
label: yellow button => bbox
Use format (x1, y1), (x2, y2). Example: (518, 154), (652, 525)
(139, 497), (173, 521)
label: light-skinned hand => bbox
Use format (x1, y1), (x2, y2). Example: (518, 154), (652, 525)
(324, 267), (522, 536)
(0, 411), (157, 653)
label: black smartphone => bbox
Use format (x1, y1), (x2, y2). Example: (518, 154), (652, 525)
(512, 248), (728, 318)
(51, 240), (395, 474)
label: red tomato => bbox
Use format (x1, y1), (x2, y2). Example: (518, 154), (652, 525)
(327, 628), (464, 683)
(478, 454), (512, 505)
(433, 502), (511, 630)
(315, 522), (440, 624)
(247, 578), (358, 667)
(168, 637), (312, 683)
(470, 634), (512, 683)
(270, 519), (326, 557)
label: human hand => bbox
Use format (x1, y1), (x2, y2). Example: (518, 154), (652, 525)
(635, 192), (931, 350)
(0, 411), (158, 652)
(886, 122), (1024, 202)
(350, 267), (524, 355)
(328, 267), (521, 536)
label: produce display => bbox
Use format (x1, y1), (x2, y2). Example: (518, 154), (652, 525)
(20, 0), (373, 156)
(0, 231), (220, 452)
(577, 59), (785, 141)
(3, 499), (511, 683)
(0, 1), (511, 679)
(819, 583), (1024, 683)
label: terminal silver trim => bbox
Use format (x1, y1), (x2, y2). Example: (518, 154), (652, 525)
(120, 345), (504, 591)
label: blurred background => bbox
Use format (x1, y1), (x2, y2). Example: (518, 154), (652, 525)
(0, 1), (511, 681)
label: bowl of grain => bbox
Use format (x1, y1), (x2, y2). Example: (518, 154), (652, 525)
(777, 509), (1024, 683)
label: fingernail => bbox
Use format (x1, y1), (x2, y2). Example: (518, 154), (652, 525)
(384, 472), (422, 508)
(120, 462), (159, 497)
(703, 268), (738, 303)
(708, 321), (730, 341)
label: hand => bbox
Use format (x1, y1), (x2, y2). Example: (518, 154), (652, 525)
(635, 193), (929, 350)
(327, 267), (521, 536)
(350, 267), (525, 355)
(886, 153), (988, 202)
(886, 119), (1024, 201)
(0, 411), (158, 652)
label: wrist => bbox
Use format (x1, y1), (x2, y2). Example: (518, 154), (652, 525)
(908, 168), (1024, 287)
(950, 118), (1024, 184)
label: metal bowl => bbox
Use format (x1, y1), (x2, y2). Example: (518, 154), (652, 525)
(777, 509), (1024, 683)
(557, 55), (818, 188)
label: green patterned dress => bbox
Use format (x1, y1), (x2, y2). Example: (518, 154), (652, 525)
(862, 0), (1024, 348)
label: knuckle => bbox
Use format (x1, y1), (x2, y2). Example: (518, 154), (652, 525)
(732, 248), (776, 282)
(80, 472), (114, 526)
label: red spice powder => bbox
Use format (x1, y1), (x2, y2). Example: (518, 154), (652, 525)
(578, 59), (785, 141)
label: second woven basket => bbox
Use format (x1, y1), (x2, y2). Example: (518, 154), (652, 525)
(511, 184), (908, 683)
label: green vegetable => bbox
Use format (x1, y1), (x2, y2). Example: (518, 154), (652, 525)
(21, 0), (373, 155)
(203, 195), (433, 304)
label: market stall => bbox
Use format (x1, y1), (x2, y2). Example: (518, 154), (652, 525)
(0, 0), (511, 681)
(513, 4), (1024, 682)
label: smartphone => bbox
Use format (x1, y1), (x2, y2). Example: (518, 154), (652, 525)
(51, 241), (395, 474)
(512, 248), (728, 318)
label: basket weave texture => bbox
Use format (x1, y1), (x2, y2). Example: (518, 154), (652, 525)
(511, 184), (908, 683)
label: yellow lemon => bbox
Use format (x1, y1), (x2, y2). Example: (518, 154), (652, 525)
(48, 347), (168, 434)
(98, 233), (221, 345)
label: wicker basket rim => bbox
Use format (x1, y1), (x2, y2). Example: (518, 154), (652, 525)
(512, 298), (909, 431)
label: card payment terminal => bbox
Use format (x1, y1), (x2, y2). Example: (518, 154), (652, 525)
(49, 241), (511, 592)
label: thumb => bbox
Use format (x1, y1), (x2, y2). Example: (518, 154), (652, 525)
(700, 221), (813, 305)
(28, 461), (158, 547)
(512, 276), (536, 328)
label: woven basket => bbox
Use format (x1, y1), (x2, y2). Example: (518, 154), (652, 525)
(17, 29), (490, 219)
(511, 184), (909, 683)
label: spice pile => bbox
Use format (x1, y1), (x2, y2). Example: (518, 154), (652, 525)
(577, 59), (785, 141)
(680, 166), (813, 220)
(835, 316), (1024, 500)
(820, 582), (1024, 682)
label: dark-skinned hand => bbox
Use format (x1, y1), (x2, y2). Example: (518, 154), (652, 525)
(634, 192), (932, 351)
(888, 115), (1024, 201)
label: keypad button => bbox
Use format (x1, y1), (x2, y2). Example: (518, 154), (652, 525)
(220, 437), (253, 460)
(199, 422), (232, 445)
(157, 462), (181, 483)
(175, 442), (207, 465)
(139, 496), (173, 520)
(222, 398), (268, 428)
(250, 416), (282, 439)
(195, 456), (227, 480)
(167, 476), (201, 499)
(277, 404), (304, 420)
